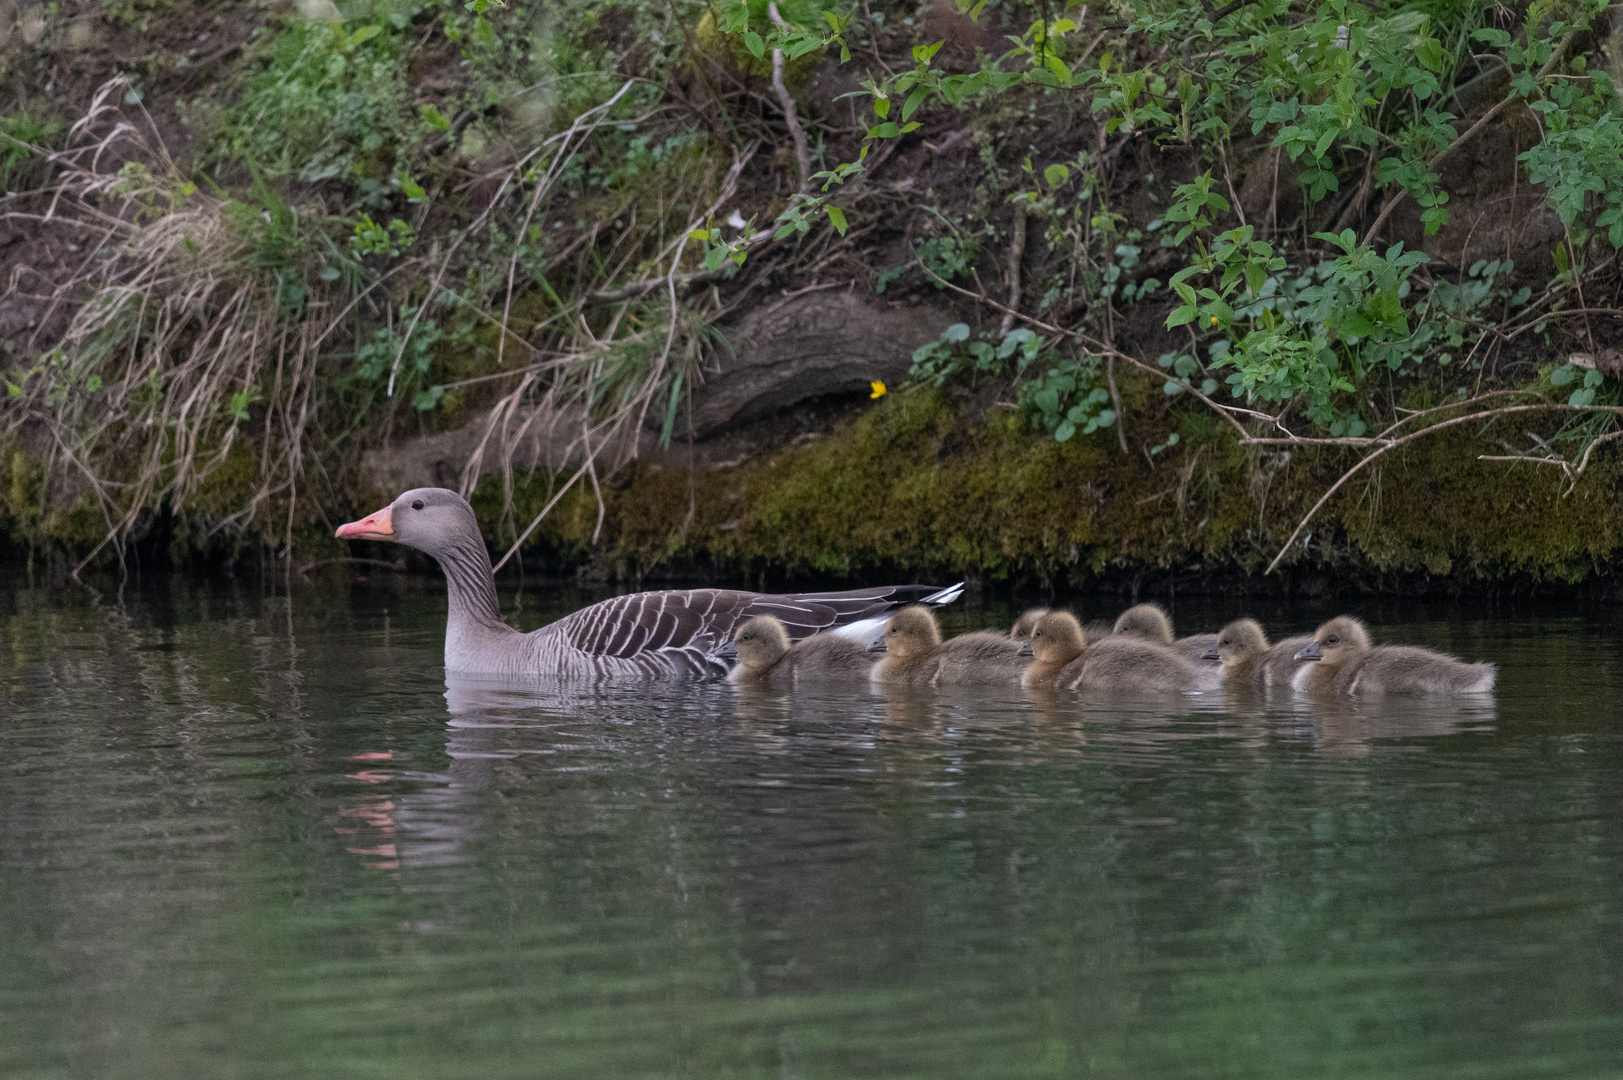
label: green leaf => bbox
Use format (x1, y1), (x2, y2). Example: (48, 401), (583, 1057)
(744, 30), (765, 58)
(902, 86), (928, 122)
(1043, 163), (1070, 188)
(826, 206), (848, 235)
(345, 24), (382, 48)
(420, 104), (452, 131)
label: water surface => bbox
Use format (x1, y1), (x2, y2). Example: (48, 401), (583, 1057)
(2, 572), (1620, 1078)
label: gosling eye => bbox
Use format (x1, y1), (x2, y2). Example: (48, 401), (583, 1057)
(411, 499), (425, 510)
(1327, 635), (1339, 644)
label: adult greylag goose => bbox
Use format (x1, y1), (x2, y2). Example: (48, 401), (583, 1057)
(1112, 603), (1219, 667)
(1021, 611), (1200, 692)
(1292, 616), (1496, 695)
(1203, 618), (1314, 689)
(869, 606), (1027, 686)
(336, 488), (963, 678)
(720, 615), (874, 685)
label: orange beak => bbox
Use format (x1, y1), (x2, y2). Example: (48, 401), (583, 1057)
(335, 505), (395, 541)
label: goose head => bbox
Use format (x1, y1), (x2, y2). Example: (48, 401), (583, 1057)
(871, 606), (941, 657)
(1020, 611), (1087, 665)
(1010, 607), (1050, 643)
(1294, 616), (1371, 666)
(336, 487), (482, 561)
(723, 615), (791, 672)
(1113, 603), (1174, 645)
(1204, 618), (1268, 666)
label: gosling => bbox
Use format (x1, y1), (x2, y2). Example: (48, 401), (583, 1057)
(1203, 618), (1315, 689)
(871, 606), (1027, 686)
(723, 615), (875, 685)
(1015, 605), (1112, 645)
(1022, 610), (1201, 692)
(1010, 607), (1050, 643)
(1113, 602), (1218, 667)
(1292, 615), (1496, 695)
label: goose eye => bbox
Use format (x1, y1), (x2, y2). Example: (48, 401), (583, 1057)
(1327, 635), (1339, 644)
(411, 499), (425, 510)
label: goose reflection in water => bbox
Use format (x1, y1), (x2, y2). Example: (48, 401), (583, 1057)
(366, 664), (1497, 889)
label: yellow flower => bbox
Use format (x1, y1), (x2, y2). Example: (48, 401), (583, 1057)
(869, 380), (887, 399)
(1209, 315), (1219, 326)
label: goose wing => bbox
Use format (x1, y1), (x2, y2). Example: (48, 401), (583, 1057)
(551, 584), (962, 659)
(743, 584), (961, 641)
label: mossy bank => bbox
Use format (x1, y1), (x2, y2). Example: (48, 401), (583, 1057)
(456, 387), (1622, 594)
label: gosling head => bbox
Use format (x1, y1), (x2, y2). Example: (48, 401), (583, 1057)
(1010, 607), (1050, 643)
(1020, 610), (1087, 665)
(871, 605), (942, 658)
(1113, 603), (1175, 646)
(1204, 618), (1268, 667)
(724, 615), (792, 673)
(1293, 616), (1371, 665)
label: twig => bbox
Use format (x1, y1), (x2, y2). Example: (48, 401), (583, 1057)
(999, 202), (1028, 337)
(917, 262), (1254, 442)
(297, 557), (402, 574)
(1366, 33), (1575, 245)
(1264, 402), (1623, 573)
(767, 3), (812, 194)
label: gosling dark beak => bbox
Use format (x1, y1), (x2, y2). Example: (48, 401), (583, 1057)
(1293, 641), (1322, 661)
(717, 640), (737, 659)
(336, 505), (395, 541)
(1017, 641), (1033, 657)
(1200, 646), (1220, 661)
(868, 632), (888, 653)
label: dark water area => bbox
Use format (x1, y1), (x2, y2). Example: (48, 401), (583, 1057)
(3, 569), (1621, 1079)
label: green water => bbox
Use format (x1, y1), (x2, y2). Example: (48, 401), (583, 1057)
(2, 573), (1620, 1079)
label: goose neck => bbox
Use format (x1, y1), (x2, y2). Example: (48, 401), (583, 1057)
(435, 533), (508, 641)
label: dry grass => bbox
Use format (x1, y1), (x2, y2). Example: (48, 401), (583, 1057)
(0, 72), (758, 572)
(0, 77), (340, 572)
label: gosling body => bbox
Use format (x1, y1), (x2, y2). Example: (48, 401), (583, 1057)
(1293, 616), (1496, 695)
(872, 606), (1027, 686)
(726, 616), (873, 685)
(1113, 602), (1219, 667)
(1206, 618), (1314, 689)
(1023, 611), (1201, 693)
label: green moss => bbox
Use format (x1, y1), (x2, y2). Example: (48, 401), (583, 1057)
(10, 382), (1623, 588)
(458, 386), (1623, 589)
(1336, 426), (1622, 581)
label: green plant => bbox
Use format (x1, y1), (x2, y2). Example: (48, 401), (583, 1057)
(0, 108), (60, 192)
(1023, 359), (1116, 442)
